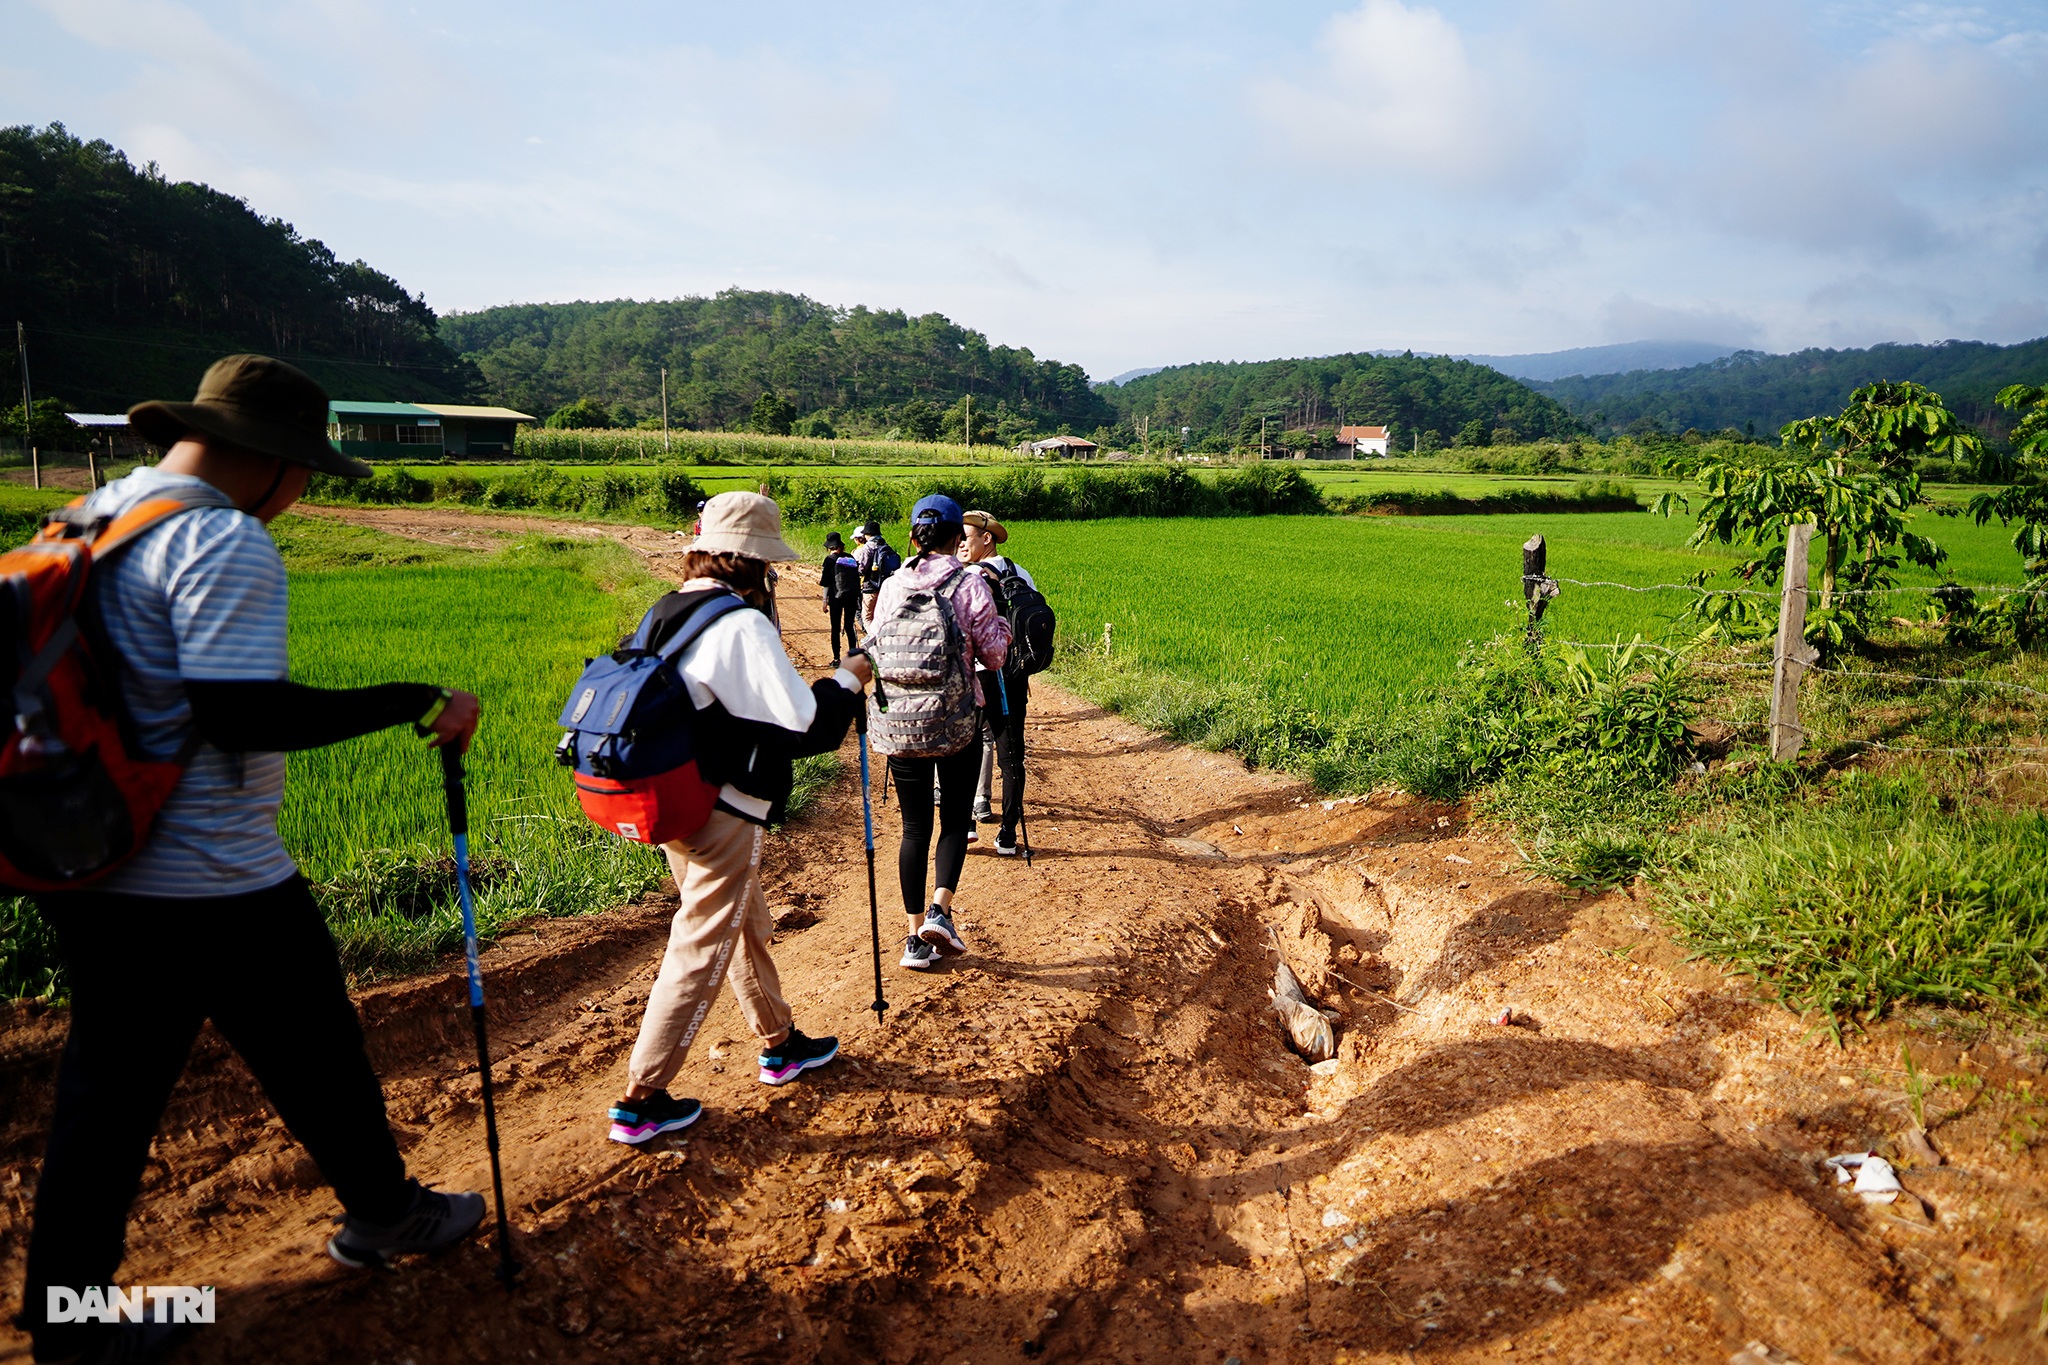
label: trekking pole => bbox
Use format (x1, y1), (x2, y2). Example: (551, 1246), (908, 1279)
(854, 702), (888, 1025)
(439, 744), (519, 1288)
(993, 670), (1032, 868)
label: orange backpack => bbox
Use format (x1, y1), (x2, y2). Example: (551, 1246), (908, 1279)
(0, 493), (207, 892)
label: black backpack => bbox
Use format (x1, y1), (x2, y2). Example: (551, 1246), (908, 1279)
(829, 554), (862, 599)
(993, 564), (1055, 675)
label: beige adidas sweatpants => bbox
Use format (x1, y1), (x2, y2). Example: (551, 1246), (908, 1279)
(626, 810), (794, 1092)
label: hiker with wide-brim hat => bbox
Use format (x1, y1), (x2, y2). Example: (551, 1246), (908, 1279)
(21, 355), (491, 1361)
(608, 491), (870, 1144)
(960, 509), (1037, 856)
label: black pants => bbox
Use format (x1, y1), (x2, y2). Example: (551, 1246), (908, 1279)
(827, 597), (860, 661)
(22, 876), (411, 1359)
(984, 680), (1028, 842)
(888, 741), (982, 918)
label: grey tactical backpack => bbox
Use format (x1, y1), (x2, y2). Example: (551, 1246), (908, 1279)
(863, 563), (979, 758)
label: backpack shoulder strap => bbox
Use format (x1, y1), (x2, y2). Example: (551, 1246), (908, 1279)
(41, 492), (214, 562)
(654, 590), (749, 662)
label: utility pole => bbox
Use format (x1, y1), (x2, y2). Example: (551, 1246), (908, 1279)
(660, 367), (670, 453)
(963, 393), (972, 453)
(16, 321), (36, 490)
(1260, 415), (1267, 460)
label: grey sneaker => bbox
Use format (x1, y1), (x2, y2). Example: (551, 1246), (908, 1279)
(900, 934), (937, 970)
(973, 801), (997, 824)
(328, 1182), (486, 1268)
(919, 906), (968, 957)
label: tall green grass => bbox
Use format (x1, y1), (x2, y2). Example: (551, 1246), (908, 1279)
(514, 426), (1000, 466)
(1662, 768), (2048, 1028)
(281, 537), (672, 978)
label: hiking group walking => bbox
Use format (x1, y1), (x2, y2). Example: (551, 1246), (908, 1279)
(2, 355), (1055, 1363)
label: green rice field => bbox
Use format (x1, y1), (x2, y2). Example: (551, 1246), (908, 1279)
(819, 508), (2033, 716)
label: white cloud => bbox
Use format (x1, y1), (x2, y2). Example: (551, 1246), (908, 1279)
(1688, 31), (2048, 256)
(1248, 0), (1572, 198)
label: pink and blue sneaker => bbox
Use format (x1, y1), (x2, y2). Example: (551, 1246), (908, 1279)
(758, 1027), (839, 1085)
(607, 1091), (703, 1145)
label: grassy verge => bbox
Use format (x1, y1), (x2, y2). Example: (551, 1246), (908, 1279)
(1052, 601), (2048, 1036)
(1662, 766), (2048, 1028)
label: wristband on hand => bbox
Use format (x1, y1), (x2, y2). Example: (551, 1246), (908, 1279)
(414, 687), (453, 734)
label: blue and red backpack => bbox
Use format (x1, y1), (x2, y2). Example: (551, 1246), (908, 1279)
(555, 588), (748, 845)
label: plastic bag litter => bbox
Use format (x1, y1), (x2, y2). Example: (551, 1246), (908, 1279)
(1823, 1152), (1901, 1204)
(1271, 959), (1336, 1062)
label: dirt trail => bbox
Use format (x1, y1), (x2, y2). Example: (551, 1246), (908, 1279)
(3, 504), (2045, 1363)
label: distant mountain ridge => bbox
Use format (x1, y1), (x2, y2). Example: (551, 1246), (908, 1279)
(1531, 337), (2048, 440)
(1456, 341), (1741, 382)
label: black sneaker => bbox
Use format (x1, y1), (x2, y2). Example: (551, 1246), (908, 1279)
(607, 1091), (703, 1146)
(327, 1181), (486, 1268)
(994, 832), (1019, 857)
(920, 906), (968, 956)
(758, 1027), (839, 1085)
(900, 935), (938, 970)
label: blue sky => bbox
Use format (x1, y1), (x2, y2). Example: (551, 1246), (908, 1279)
(5, 0), (2046, 378)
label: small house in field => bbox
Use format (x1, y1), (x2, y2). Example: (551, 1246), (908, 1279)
(1338, 424), (1391, 457)
(327, 401), (535, 461)
(1026, 434), (1100, 458)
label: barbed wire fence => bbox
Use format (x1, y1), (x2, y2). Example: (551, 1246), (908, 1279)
(1519, 529), (2048, 767)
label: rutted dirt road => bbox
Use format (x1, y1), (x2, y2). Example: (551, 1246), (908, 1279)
(3, 504), (2045, 1363)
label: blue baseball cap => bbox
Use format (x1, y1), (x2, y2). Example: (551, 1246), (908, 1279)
(911, 493), (964, 527)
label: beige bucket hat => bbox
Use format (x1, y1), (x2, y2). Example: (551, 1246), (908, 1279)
(961, 509), (1008, 544)
(690, 491), (798, 561)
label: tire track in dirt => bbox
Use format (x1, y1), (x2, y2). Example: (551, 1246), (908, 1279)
(2, 502), (2038, 1363)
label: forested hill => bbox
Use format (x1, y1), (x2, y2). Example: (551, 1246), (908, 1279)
(1534, 336), (2048, 440)
(0, 124), (474, 412)
(1099, 352), (1580, 451)
(441, 294), (1115, 440)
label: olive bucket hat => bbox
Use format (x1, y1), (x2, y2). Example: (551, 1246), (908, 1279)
(128, 354), (374, 478)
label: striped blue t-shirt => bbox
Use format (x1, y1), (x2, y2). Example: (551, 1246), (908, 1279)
(84, 468), (298, 897)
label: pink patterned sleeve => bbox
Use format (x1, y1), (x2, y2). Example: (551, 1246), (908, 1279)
(952, 568), (1012, 674)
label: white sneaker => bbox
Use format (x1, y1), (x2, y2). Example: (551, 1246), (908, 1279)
(900, 935), (938, 970)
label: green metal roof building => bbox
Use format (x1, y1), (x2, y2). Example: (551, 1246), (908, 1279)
(328, 401), (535, 460)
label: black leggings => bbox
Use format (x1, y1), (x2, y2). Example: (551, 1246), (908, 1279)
(889, 741), (982, 918)
(23, 877), (412, 1359)
(827, 598), (860, 661)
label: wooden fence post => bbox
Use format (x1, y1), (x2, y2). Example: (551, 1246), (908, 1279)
(1770, 523), (1819, 762)
(1521, 533), (1556, 647)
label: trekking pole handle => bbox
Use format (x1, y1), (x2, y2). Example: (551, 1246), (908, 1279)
(439, 744), (468, 838)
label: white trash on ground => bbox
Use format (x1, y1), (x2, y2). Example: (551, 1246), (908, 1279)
(1823, 1152), (1902, 1204)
